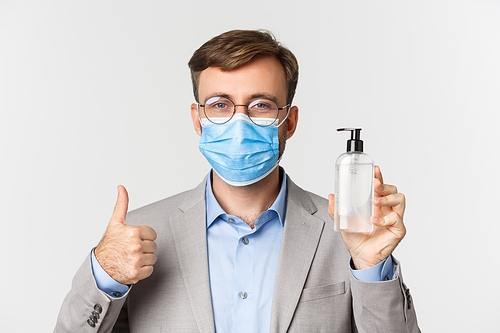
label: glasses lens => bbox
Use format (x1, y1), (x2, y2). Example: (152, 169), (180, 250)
(201, 97), (283, 126)
(248, 99), (279, 126)
(203, 96), (234, 124)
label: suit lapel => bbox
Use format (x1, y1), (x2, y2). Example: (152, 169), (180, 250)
(169, 178), (215, 333)
(270, 179), (325, 333)
(167, 175), (325, 333)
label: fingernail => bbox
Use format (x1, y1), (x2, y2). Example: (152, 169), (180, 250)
(371, 216), (379, 222)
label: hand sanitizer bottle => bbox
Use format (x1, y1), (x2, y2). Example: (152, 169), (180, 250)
(334, 128), (374, 232)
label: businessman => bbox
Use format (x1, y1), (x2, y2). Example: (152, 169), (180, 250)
(55, 29), (420, 332)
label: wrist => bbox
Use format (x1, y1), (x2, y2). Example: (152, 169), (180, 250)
(351, 256), (384, 270)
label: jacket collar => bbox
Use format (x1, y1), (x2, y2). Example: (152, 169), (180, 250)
(170, 173), (325, 333)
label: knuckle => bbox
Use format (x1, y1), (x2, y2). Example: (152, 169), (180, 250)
(138, 225), (157, 240)
(124, 268), (140, 285)
(129, 256), (140, 268)
(129, 242), (142, 253)
(129, 227), (142, 239)
(145, 265), (154, 277)
(149, 227), (158, 239)
(137, 266), (154, 282)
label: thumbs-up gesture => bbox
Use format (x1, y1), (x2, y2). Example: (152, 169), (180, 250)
(94, 185), (157, 285)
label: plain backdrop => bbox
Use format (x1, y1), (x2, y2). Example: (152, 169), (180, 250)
(1, 0), (499, 332)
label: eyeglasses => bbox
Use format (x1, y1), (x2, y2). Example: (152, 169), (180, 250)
(198, 96), (290, 127)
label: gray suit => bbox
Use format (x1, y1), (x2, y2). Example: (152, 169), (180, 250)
(55, 175), (420, 332)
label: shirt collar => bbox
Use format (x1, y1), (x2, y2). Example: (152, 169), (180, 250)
(205, 168), (288, 229)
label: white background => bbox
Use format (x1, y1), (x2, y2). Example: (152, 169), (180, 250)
(1, 0), (499, 332)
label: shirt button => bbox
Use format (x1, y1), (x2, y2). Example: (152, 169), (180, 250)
(113, 291), (122, 297)
(228, 218), (235, 223)
(239, 291), (248, 299)
(242, 237), (249, 245)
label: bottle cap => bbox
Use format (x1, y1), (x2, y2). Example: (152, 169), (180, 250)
(337, 128), (364, 152)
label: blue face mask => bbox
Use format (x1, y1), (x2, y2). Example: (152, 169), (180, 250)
(199, 114), (280, 186)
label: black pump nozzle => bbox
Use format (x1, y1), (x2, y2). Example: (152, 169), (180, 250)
(337, 128), (364, 152)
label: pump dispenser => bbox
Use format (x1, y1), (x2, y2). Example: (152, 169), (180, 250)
(334, 128), (374, 232)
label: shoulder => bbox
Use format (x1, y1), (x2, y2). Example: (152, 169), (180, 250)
(125, 178), (206, 226)
(286, 175), (329, 214)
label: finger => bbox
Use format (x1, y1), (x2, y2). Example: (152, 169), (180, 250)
(138, 225), (157, 241)
(137, 265), (154, 281)
(110, 185), (129, 225)
(374, 177), (398, 197)
(374, 165), (384, 184)
(140, 253), (158, 267)
(328, 194), (335, 219)
(373, 193), (406, 208)
(371, 211), (406, 235)
(373, 194), (406, 219)
(141, 240), (157, 254)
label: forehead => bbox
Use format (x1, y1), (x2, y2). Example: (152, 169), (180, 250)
(198, 56), (287, 103)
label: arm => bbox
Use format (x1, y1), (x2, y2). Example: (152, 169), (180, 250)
(349, 257), (420, 333)
(54, 254), (129, 333)
(54, 186), (157, 332)
(328, 166), (420, 332)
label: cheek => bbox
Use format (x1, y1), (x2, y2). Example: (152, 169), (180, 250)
(278, 119), (288, 142)
(278, 122), (288, 158)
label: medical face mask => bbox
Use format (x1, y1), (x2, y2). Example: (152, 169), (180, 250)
(198, 113), (280, 186)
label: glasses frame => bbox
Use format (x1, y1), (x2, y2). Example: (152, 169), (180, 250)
(198, 96), (290, 127)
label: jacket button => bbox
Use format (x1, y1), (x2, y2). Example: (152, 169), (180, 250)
(94, 304), (102, 314)
(91, 311), (100, 319)
(90, 313), (98, 323)
(87, 318), (96, 327)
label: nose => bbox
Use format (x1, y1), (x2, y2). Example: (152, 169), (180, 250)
(234, 104), (249, 115)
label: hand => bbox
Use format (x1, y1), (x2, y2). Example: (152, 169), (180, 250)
(328, 166), (406, 270)
(94, 185), (157, 285)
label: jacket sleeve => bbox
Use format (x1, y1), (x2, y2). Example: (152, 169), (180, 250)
(350, 257), (420, 333)
(54, 254), (130, 333)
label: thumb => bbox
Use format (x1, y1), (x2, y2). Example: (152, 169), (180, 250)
(109, 185), (129, 225)
(328, 194), (335, 219)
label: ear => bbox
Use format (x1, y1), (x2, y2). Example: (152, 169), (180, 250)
(191, 103), (202, 136)
(285, 106), (298, 140)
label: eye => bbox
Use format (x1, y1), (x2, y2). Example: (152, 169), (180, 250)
(249, 99), (275, 111)
(255, 103), (269, 109)
(213, 102), (229, 109)
(206, 97), (232, 111)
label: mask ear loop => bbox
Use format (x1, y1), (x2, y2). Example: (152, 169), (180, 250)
(197, 104), (205, 127)
(274, 104), (292, 166)
(276, 104), (291, 128)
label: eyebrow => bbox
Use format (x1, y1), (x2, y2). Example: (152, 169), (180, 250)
(204, 92), (280, 104)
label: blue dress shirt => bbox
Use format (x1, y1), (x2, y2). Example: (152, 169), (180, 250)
(91, 170), (395, 332)
(205, 171), (287, 333)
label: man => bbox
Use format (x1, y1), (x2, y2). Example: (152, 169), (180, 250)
(55, 30), (420, 332)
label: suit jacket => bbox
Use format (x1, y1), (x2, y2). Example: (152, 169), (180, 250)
(55, 175), (420, 333)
